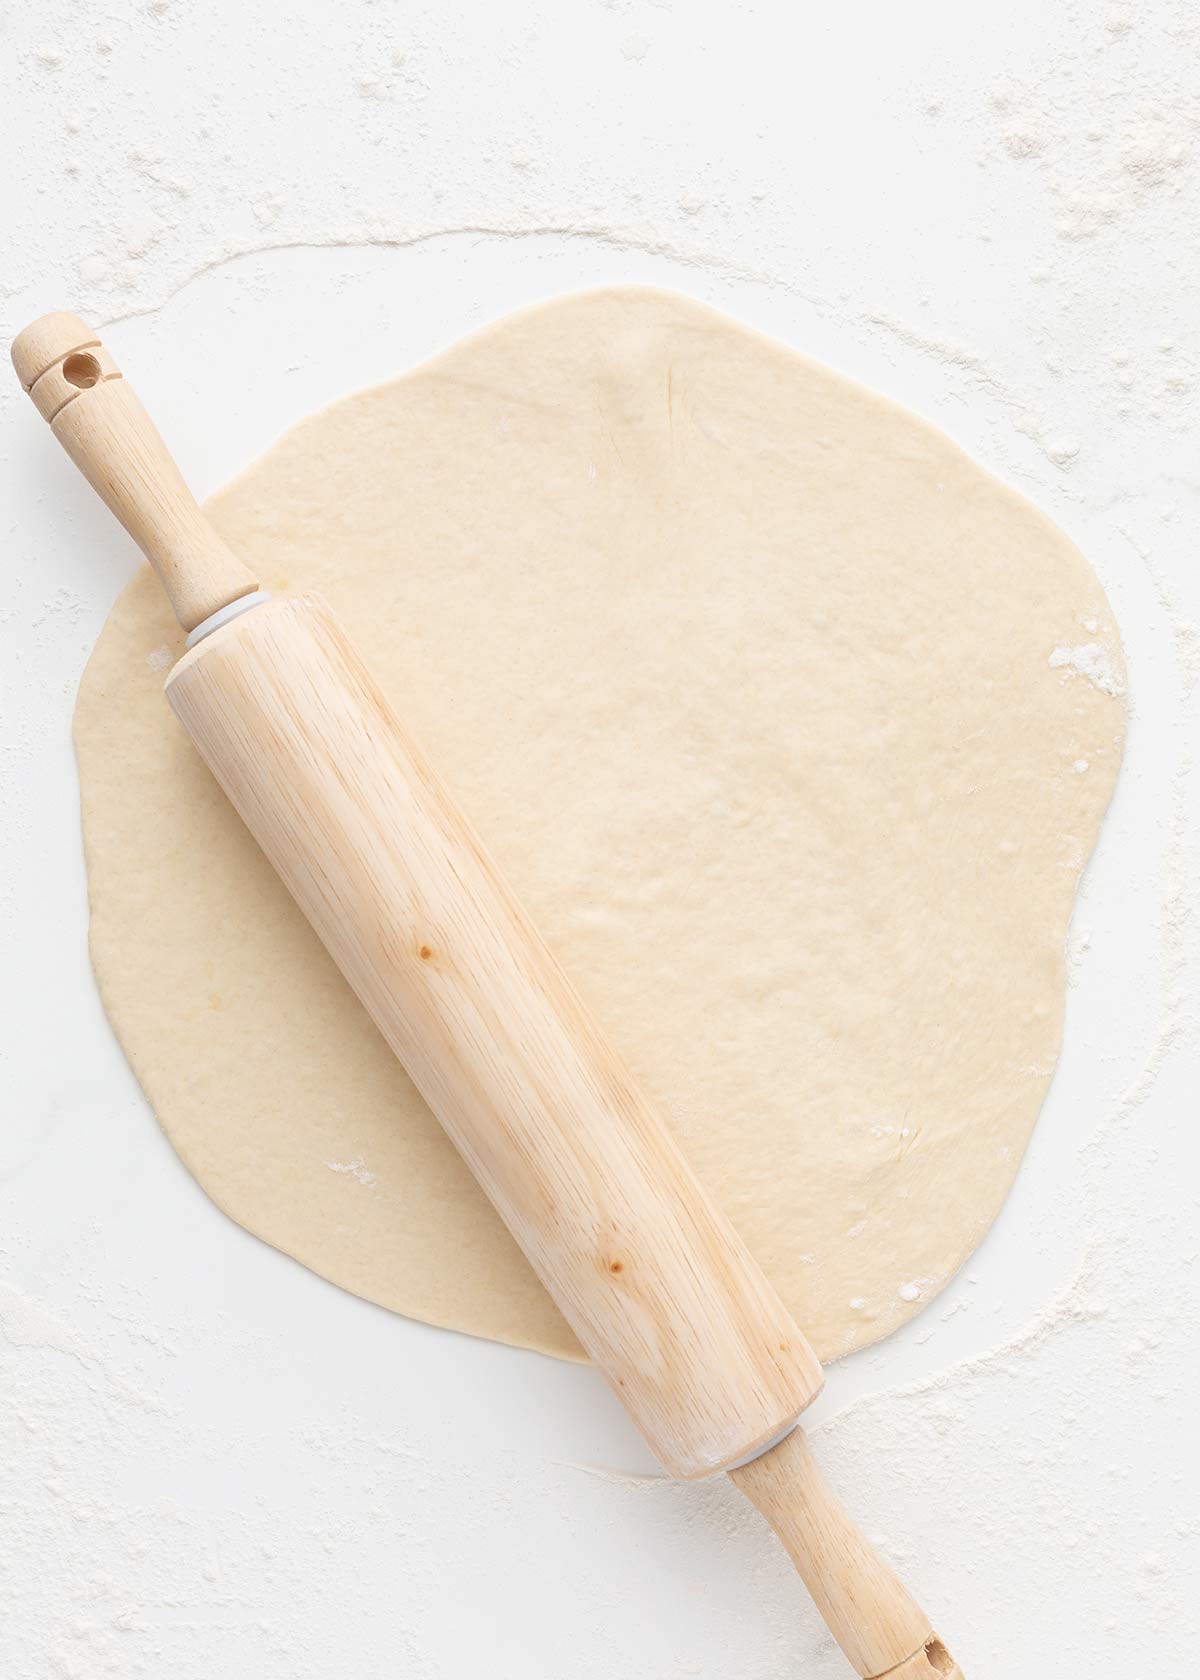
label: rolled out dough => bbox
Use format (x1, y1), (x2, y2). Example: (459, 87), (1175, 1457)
(76, 288), (1124, 1363)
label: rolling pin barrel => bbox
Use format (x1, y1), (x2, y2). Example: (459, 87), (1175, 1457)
(166, 591), (823, 1477)
(12, 312), (963, 1678)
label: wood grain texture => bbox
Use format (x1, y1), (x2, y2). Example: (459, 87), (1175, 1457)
(12, 314), (258, 631)
(729, 1426), (960, 1677)
(167, 592), (824, 1478)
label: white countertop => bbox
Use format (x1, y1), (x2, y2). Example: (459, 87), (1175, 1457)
(2, 4), (1197, 1675)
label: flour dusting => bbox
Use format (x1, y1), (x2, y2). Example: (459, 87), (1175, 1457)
(1049, 641), (1126, 697)
(326, 1156), (378, 1188)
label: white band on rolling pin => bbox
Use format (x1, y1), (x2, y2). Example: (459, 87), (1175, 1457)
(185, 589), (271, 648)
(723, 1419), (800, 1472)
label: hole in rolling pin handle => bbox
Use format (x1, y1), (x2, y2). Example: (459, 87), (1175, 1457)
(924, 1638), (954, 1675)
(62, 352), (102, 389)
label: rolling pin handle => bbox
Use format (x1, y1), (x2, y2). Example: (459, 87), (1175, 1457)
(729, 1426), (963, 1678)
(11, 311), (259, 633)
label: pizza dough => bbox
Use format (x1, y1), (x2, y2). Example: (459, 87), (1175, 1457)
(75, 288), (1125, 1363)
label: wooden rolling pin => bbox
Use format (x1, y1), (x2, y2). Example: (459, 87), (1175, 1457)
(13, 312), (962, 1680)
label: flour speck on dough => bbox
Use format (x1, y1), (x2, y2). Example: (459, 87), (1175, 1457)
(326, 1157), (378, 1188)
(1049, 641), (1126, 696)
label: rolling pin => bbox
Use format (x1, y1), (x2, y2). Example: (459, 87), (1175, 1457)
(13, 312), (962, 1680)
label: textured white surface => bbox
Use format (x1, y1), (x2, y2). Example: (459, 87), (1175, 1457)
(0, 3), (1197, 1676)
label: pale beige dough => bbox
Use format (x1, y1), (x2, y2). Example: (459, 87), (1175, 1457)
(75, 288), (1125, 1363)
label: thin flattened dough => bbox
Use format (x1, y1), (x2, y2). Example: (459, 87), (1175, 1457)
(75, 288), (1125, 1363)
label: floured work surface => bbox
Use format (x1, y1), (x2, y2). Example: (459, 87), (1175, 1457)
(76, 288), (1125, 1363)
